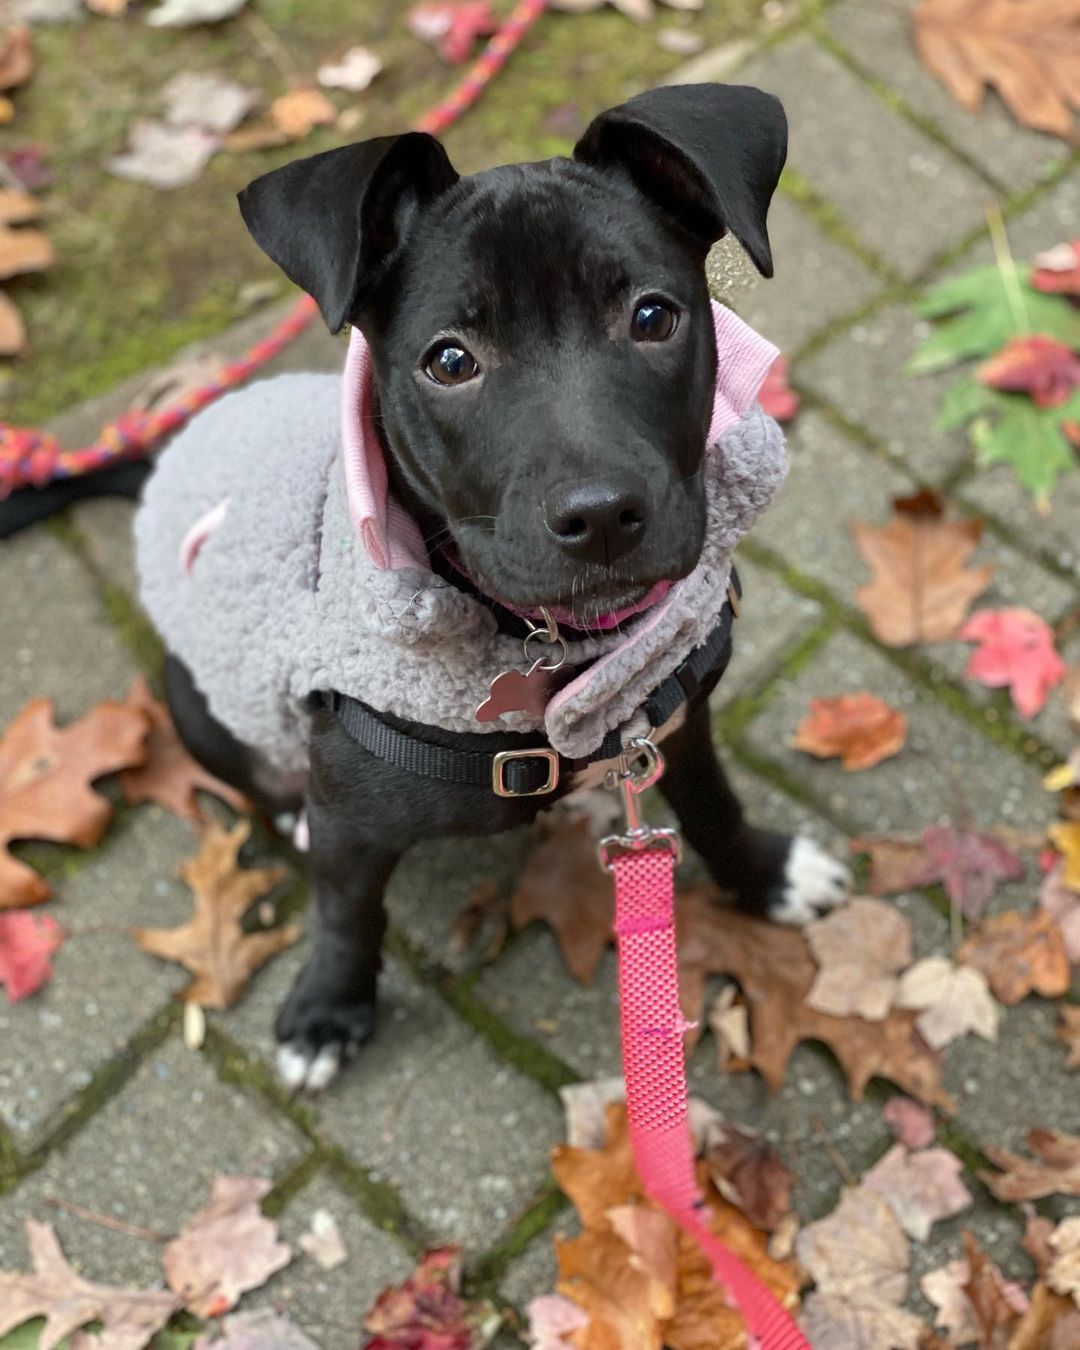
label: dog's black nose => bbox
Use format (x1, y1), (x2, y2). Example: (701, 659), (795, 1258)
(543, 475), (648, 565)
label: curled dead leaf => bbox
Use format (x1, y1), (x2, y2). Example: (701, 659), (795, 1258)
(0, 697), (148, 908)
(956, 908), (1070, 1005)
(0, 25), (33, 93)
(270, 87), (337, 139)
(134, 819), (296, 1008)
(792, 692), (908, 771)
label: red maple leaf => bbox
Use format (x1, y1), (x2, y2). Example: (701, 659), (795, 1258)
(0, 910), (63, 1002)
(407, 3), (497, 63)
(1031, 241), (1080, 298)
(917, 823), (1025, 919)
(977, 335), (1080, 408)
(758, 355), (800, 422)
(363, 1247), (496, 1349)
(958, 607), (1066, 718)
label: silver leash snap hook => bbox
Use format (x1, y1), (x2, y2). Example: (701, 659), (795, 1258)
(598, 736), (681, 870)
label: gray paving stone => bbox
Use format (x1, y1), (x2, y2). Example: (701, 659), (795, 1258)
(247, 1170), (413, 1349)
(386, 827), (537, 973)
(946, 999), (1080, 1158)
(712, 556), (823, 708)
(798, 306), (974, 483)
(69, 495), (138, 599)
(0, 1033), (309, 1288)
(499, 1221), (562, 1312)
(0, 806), (195, 1148)
(961, 463), (1080, 581)
(825, 0), (1066, 194)
(713, 194), (881, 354)
(221, 946), (563, 1256)
(738, 36), (989, 278)
(0, 528), (137, 726)
(743, 629), (1049, 836)
(944, 174), (1080, 277)
(750, 410), (913, 588)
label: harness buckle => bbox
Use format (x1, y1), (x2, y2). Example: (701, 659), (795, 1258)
(492, 747), (560, 797)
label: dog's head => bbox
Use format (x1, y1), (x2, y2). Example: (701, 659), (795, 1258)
(239, 84), (785, 627)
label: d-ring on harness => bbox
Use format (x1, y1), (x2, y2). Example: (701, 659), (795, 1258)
(602, 740), (811, 1350)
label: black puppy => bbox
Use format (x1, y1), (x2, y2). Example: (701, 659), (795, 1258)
(156, 83), (850, 1092)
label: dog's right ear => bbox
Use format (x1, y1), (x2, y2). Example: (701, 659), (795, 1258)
(238, 132), (459, 333)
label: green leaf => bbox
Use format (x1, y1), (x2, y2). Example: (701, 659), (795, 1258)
(909, 265), (1080, 375)
(937, 378), (1007, 431)
(970, 401), (1075, 505)
(0, 1322), (44, 1350)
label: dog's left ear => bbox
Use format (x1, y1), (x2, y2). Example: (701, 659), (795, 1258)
(573, 83), (787, 277)
(238, 132), (459, 332)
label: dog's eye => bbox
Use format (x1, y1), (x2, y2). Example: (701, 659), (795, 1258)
(425, 343), (479, 386)
(630, 301), (677, 343)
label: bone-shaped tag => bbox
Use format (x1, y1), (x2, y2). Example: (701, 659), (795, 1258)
(475, 662), (553, 722)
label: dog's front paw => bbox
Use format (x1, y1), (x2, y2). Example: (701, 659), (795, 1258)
(275, 996), (376, 1093)
(767, 834), (851, 926)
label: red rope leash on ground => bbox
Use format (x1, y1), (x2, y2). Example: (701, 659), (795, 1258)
(0, 0), (549, 505)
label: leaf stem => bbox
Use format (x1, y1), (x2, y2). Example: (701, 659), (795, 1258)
(986, 204), (1029, 336)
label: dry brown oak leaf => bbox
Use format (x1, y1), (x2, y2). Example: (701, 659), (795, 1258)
(164, 1175), (291, 1316)
(135, 818), (297, 1008)
(678, 885), (955, 1109)
(852, 491), (994, 647)
(0, 1218), (177, 1350)
(0, 697), (148, 908)
(912, 0), (1080, 140)
(981, 1128), (1080, 1202)
(956, 908), (1071, 1005)
(120, 675), (248, 823)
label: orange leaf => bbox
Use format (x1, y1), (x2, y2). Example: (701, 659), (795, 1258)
(852, 492), (994, 646)
(552, 1104), (800, 1350)
(981, 1128), (1080, 1202)
(912, 0), (1080, 139)
(0, 289), (25, 355)
(956, 908), (1070, 1005)
(0, 698), (148, 908)
(270, 87), (337, 139)
(119, 676), (248, 824)
(0, 25), (33, 94)
(0, 222), (53, 281)
(134, 819), (297, 1008)
(1057, 1005), (1080, 1070)
(792, 692), (908, 771)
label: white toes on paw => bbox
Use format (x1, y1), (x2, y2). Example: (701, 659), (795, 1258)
(276, 1042), (341, 1094)
(772, 836), (852, 927)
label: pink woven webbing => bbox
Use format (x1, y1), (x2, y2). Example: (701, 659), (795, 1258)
(612, 849), (812, 1350)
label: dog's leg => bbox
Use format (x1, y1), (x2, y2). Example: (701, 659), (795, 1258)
(275, 796), (400, 1093)
(658, 699), (849, 925)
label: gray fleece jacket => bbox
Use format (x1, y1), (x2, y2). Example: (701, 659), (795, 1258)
(135, 303), (786, 779)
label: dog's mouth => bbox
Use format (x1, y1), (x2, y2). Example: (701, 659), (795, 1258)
(524, 579), (674, 632)
(439, 548), (675, 634)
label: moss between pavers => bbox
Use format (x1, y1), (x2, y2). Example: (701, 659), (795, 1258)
(12, 1000), (179, 1183)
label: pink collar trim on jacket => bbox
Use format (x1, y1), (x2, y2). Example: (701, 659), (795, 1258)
(340, 300), (778, 573)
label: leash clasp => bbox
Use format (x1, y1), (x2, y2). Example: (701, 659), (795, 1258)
(598, 737), (681, 871)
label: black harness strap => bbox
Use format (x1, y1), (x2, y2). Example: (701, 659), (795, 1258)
(326, 570), (741, 797)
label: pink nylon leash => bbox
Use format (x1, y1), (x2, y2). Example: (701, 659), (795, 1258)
(603, 744), (811, 1350)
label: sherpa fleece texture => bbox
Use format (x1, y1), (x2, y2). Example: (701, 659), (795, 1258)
(136, 306), (786, 777)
